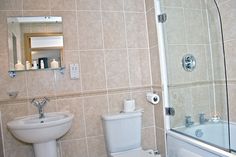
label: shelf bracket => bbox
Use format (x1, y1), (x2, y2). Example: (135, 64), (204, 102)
(8, 71), (16, 78)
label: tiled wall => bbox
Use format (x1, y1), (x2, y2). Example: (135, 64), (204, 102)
(0, 0), (164, 157)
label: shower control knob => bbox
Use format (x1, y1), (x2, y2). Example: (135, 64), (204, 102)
(182, 54), (196, 72)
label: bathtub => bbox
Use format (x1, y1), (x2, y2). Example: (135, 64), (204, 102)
(167, 122), (236, 157)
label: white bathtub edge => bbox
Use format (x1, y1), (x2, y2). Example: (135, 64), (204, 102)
(167, 131), (236, 157)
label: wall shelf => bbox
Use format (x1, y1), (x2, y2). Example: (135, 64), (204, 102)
(8, 67), (65, 78)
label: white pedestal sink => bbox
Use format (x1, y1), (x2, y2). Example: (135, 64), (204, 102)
(7, 112), (74, 157)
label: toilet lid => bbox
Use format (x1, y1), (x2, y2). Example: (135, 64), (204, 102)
(112, 149), (155, 157)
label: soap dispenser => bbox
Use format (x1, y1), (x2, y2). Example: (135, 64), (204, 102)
(51, 59), (59, 69)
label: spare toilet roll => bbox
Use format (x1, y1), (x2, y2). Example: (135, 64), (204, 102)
(146, 92), (160, 105)
(123, 99), (135, 112)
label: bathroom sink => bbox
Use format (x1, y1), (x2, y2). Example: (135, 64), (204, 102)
(7, 112), (74, 143)
(7, 112), (74, 157)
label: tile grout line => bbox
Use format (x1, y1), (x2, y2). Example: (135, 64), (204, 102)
(122, 0), (132, 99)
(99, 0), (110, 115)
(74, 0), (89, 157)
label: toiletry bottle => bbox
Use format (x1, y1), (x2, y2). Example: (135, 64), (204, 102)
(15, 60), (25, 70)
(40, 60), (45, 69)
(26, 61), (31, 70)
(51, 59), (59, 69)
(32, 61), (38, 69)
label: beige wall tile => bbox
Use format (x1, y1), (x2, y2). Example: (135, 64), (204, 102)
(141, 127), (156, 150)
(220, 0), (236, 41)
(0, 0), (22, 10)
(52, 11), (79, 51)
(228, 84), (236, 122)
(145, 0), (154, 11)
(105, 50), (129, 89)
(76, 0), (100, 10)
(207, 7), (222, 43)
(5, 145), (34, 157)
(132, 91), (155, 127)
(188, 45), (210, 82)
(150, 46), (161, 86)
(26, 70), (56, 98)
(164, 7), (186, 44)
(184, 9), (208, 45)
(216, 86), (228, 120)
(182, 0), (202, 9)
(225, 40), (236, 80)
(87, 136), (108, 157)
(108, 92), (131, 114)
(102, 12), (126, 49)
(84, 95), (108, 137)
(57, 97), (86, 140)
(146, 8), (158, 47)
(23, 0), (50, 10)
(50, 0), (76, 11)
(77, 11), (103, 50)
(124, 0), (145, 12)
(156, 128), (166, 157)
(211, 43), (225, 81)
(60, 139), (88, 157)
(80, 50), (106, 91)
(22, 11), (51, 16)
(125, 13), (148, 48)
(154, 91), (164, 129)
(160, 0), (182, 7)
(0, 54), (27, 100)
(54, 51), (81, 95)
(101, 0), (123, 11)
(128, 49), (151, 87)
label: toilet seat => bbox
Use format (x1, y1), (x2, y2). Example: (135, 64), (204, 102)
(111, 149), (155, 157)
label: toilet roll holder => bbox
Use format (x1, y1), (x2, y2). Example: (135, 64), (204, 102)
(146, 92), (160, 105)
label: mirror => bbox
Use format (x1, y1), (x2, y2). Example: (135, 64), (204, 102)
(7, 16), (64, 71)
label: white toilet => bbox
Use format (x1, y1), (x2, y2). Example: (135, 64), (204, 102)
(102, 112), (160, 157)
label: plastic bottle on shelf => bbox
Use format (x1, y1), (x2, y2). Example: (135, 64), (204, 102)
(40, 60), (45, 69)
(32, 61), (38, 69)
(26, 61), (31, 70)
(15, 60), (25, 70)
(50, 59), (59, 69)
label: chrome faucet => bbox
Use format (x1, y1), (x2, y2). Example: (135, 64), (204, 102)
(199, 113), (208, 124)
(31, 97), (49, 119)
(185, 116), (194, 127)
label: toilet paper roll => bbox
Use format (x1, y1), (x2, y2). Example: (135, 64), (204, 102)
(146, 92), (160, 105)
(123, 99), (135, 112)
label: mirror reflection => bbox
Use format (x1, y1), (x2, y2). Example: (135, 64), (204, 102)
(7, 16), (64, 71)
